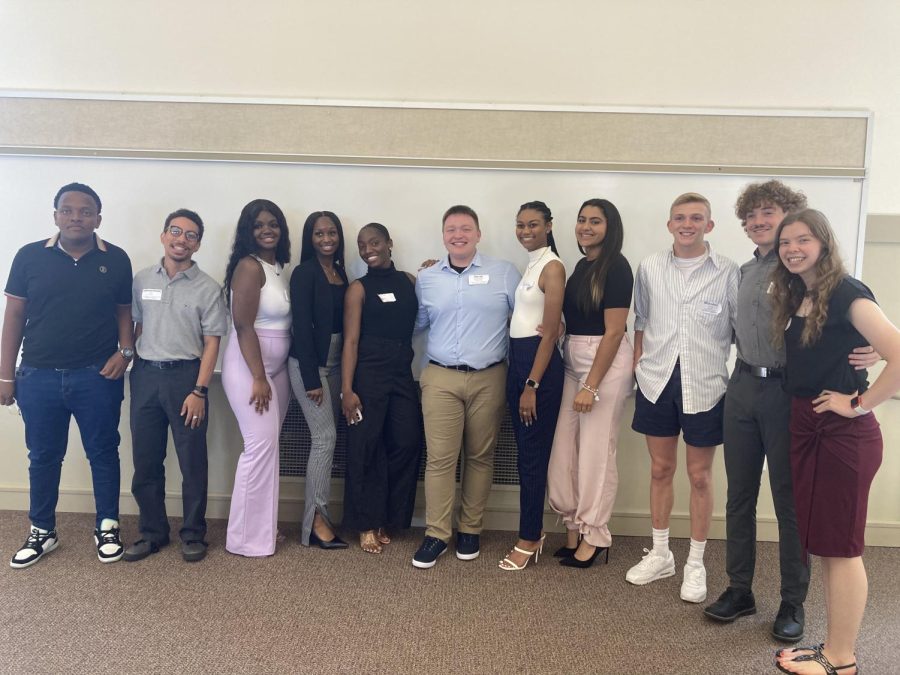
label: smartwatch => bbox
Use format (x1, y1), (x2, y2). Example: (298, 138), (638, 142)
(850, 395), (870, 416)
(525, 378), (540, 390)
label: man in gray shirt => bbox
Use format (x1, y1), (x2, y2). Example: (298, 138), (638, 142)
(703, 180), (876, 642)
(123, 209), (227, 563)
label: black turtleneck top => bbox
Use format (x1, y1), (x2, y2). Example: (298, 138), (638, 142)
(358, 264), (418, 342)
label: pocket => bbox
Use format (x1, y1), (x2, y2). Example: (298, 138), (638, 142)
(15, 365), (36, 380)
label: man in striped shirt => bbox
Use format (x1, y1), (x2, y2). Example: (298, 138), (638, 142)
(625, 193), (739, 604)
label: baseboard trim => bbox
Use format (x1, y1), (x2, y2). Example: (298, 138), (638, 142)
(2, 482), (898, 547)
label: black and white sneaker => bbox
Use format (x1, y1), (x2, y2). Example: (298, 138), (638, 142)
(94, 519), (124, 563)
(10, 525), (59, 569)
(456, 532), (480, 561)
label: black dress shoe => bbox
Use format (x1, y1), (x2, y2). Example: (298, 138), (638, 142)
(703, 587), (757, 622)
(309, 531), (348, 550)
(772, 601), (805, 643)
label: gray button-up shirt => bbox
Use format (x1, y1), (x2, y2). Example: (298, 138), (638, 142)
(735, 249), (785, 369)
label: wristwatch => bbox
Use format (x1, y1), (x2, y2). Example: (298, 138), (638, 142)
(525, 378), (540, 390)
(119, 347), (134, 361)
(850, 395), (870, 416)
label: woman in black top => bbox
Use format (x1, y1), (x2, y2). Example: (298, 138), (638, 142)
(288, 211), (349, 549)
(771, 209), (900, 675)
(341, 223), (422, 554)
(547, 199), (634, 568)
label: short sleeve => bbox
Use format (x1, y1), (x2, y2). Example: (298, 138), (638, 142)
(131, 276), (143, 323)
(4, 246), (31, 299)
(115, 250), (133, 305)
(201, 285), (229, 336)
(602, 254), (634, 309)
(831, 277), (876, 319)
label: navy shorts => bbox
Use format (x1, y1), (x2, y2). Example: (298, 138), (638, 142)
(631, 363), (724, 447)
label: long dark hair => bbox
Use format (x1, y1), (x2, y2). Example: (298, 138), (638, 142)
(300, 211), (346, 271)
(575, 198), (625, 315)
(223, 199), (291, 299)
(517, 200), (558, 255)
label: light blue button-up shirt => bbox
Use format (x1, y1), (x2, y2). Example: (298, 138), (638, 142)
(415, 252), (520, 369)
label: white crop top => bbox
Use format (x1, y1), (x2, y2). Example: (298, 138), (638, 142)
(252, 256), (291, 330)
(509, 246), (564, 338)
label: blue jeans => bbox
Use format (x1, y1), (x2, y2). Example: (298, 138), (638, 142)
(15, 363), (125, 530)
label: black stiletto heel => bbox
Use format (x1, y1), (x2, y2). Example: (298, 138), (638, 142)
(559, 545), (610, 568)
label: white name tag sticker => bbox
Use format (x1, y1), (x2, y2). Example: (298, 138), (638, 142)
(700, 301), (722, 315)
(378, 292), (397, 303)
(767, 281), (774, 295)
(142, 289), (163, 301)
(469, 274), (490, 285)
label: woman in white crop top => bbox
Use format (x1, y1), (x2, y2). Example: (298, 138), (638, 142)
(498, 201), (566, 571)
(221, 199), (292, 557)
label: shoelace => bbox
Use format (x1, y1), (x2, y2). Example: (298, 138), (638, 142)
(24, 530), (46, 547)
(96, 528), (120, 545)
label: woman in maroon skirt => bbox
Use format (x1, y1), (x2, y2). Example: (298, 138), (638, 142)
(770, 209), (900, 675)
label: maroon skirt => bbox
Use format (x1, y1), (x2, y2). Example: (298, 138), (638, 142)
(790, 397), (883, 558)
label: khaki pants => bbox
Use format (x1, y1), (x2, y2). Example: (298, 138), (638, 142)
(420, 362), (507, 542)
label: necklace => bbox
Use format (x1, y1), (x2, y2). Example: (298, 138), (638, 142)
(526, 246), (551, 272)
(320, 262), (340, 283)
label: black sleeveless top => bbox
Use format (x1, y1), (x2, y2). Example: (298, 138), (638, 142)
(358, 264), (417, 342)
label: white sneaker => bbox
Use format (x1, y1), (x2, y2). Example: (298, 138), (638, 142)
(626, 547), (676, 585)
(680, 562), (708, 603)
(10, 525), (59, 569)
(94, 518), (124, 563)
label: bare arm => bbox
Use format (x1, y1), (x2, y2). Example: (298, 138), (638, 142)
(518, 261), (564, 425)
(574, 307), (629, 413)
(99, 304), (134, 379)
(340, 281), (365, 424)
(180, 334), (221, 428)
(231, 257), (270, 413)
(813, 299), (900, 417)
(633, 329), (643, 372)
(0, 296), (26, 405)
(133, 322), (143, 358)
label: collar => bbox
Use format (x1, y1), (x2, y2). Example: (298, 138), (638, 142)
(440, 251), (482, 271)
(753, 247), (778, 262)
(667, 242), (723, 269)
(45, 232), (107, 252)
(154, 258), (199, 279)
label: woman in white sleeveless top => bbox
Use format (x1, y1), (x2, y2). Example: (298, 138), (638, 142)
(222, 199), (292, 557)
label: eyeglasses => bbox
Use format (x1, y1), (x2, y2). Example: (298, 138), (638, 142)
(166, 226), (201, 242)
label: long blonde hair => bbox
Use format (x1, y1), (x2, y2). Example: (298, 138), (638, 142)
(771, 209), (847, 347)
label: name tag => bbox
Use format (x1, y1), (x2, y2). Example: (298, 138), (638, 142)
(521, 281), (535, 291)
(469, 274), (490, 285)
(766, 281), (774, 295)
(378, 293), (397, 303)
(700, 301), (721, 315)
(142, 289), (163, 301)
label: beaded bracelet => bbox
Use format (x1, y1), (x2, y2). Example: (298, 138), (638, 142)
(580, 381), (600, 401)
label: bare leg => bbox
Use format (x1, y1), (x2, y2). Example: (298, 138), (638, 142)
(777, 555), (864, 674)
(312, 511), (336, 540)
(566, 529), (579, 548)
(499, 536), (544, 568)
(647, 435), (679, 530)
(685, 444), (716, 542)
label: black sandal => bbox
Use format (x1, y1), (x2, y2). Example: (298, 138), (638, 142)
(775, 643), (824, 660)
(775, 647), (858, 674)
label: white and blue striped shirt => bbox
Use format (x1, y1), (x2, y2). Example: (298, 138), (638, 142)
(633, 243), (739, 414)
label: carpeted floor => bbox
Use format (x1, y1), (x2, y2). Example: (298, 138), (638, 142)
(1, 510), (898, 674)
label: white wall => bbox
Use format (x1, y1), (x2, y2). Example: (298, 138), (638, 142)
(1, 0), (899, 543)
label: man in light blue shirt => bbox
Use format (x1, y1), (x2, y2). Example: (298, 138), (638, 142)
(412, 205), (520, 568)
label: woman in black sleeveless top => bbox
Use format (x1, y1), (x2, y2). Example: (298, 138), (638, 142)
(340, 223), (422, 553)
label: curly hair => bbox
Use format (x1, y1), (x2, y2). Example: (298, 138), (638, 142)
(575, 198), (625, 315)
(223, 199), (291, 301)
(735, 180), (807, 220)
(770, 209), (847, 348)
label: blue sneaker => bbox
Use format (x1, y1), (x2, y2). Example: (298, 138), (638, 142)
(412, 536), (447, 569)
(456, 532), (480, 561)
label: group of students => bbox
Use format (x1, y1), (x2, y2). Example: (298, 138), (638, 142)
(2, 180), (899, 675)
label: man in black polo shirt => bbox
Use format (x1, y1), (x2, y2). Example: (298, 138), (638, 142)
(1, 182), (134, 568)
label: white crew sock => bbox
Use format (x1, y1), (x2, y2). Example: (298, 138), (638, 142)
(687, 538), (706, 566)
(651, 527), (669, 556)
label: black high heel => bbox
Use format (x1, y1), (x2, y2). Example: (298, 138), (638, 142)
(559, 545), (610, 568)
(553, 533), (582, 558)
(309, 530), (349, 550)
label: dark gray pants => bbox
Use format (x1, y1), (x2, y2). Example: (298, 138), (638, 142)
(130, 359), (208, 544)
(723, 369), (809, 605)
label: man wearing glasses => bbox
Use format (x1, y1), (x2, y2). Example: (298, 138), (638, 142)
(123, 209), (226, 563)
(2, 183), (134, 568)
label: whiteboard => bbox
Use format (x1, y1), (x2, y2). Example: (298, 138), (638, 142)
(0, 154), (865, 292)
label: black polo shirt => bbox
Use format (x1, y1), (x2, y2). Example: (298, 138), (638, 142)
(5, 234), (132, 369)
